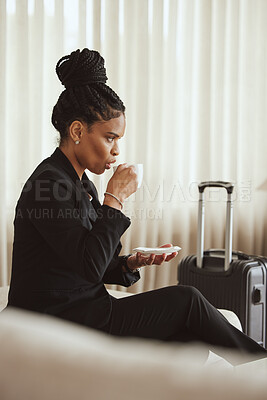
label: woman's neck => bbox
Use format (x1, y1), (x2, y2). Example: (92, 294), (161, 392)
(59, 145), (84, 180)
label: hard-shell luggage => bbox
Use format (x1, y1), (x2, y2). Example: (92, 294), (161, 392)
(177, 181), (267, 347)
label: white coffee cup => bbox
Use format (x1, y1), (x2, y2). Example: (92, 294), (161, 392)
(113, 164), (143, 189)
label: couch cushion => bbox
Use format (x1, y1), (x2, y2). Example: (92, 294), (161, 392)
(0, 286), (8, 312)
(0, 308), (266, 400)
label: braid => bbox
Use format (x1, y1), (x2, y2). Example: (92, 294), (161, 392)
(52, 48), (125, 143)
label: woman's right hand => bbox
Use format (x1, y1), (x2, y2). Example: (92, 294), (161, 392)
(104, 164), (138, 209)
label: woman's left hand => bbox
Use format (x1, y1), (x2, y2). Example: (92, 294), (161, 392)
(126, 244), (178, 270)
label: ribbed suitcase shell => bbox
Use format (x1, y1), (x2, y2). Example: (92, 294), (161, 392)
(177, 181), (267, 347)
(178, 252), (267, 347)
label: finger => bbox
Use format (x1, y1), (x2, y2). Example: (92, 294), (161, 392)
(140, 255), (152, 266)
(153, 255), (162, 264)
(136, 252), (143, 266)
(128, 166), (138, 181)
(128, 164), (137, 173)
(165, 252), (178, 262)
(154, 253), (167, 265)
(116, 163), (128, 172)
(139, 253), (148, 266)
(137, 253), (148, 266)
(139, 254), (155, 266)
(158, 254), (167, 265)
(147, 254), (155, 265)
(139, 256), (147, 266)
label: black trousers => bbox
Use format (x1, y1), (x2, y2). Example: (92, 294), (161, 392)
(102, 285), (267, 365)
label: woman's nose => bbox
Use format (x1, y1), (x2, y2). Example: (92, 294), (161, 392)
(112, 142), (119, 156)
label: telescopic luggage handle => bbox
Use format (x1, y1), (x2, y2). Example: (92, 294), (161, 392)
(198, 181), (234, 194)
(197, 181), (234, 271)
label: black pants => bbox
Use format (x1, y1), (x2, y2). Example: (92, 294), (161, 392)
(102, 285), (267, 365)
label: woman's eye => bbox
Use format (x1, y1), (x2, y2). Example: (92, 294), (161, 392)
(107, 137), (114, 143)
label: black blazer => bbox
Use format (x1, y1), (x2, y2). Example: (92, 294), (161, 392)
(8, 148), (140, 329)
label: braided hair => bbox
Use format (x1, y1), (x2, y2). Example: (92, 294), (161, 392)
(52, 49), (125, 143)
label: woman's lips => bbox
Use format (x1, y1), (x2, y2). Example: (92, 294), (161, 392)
(105, 160), (116, 170)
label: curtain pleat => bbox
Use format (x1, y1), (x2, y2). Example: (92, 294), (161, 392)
(28, 0), (44, 164)
(1, 0), (267, 291)
(0, 0), (7, 286)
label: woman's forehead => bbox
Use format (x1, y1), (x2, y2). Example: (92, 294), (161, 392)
(91, 114), (125, 136)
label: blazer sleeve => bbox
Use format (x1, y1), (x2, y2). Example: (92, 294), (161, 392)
(103, 253), (140, 286)
(21, 170), (131, 284)
(86, 179), (140, 287)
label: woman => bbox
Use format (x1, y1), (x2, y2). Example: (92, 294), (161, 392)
(8, 48), (266, 364)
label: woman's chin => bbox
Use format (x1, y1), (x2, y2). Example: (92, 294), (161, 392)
(87, 166), (105, 175)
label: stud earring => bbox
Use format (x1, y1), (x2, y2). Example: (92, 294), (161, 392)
(75, 140), (80, 145)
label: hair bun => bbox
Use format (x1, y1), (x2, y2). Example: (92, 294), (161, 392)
(56, 48), (108, 89)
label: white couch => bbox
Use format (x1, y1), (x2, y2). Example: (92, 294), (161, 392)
(1, 286), (267, 400)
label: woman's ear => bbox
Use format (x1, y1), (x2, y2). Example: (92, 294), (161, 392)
(68, 120), (85, 144)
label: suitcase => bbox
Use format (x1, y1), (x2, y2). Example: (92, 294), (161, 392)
(177, 181), (267, 347)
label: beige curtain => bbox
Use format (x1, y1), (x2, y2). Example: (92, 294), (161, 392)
(1, 0), (267, 293)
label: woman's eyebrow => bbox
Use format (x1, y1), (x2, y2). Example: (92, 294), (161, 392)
(107, 132), (120, 137)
